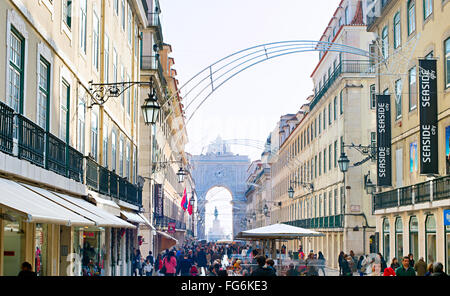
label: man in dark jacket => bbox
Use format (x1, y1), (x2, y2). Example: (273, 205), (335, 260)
(146, 251), (154, 266)
(18, 262), (36, 277)
(250, 256), (276, 276)
(177, 253), (193, 276)
(430, 262), (448, 277)
(197, 248), (208, 274)
(414, 257), (427, 276)
(395, 256), (416, 276)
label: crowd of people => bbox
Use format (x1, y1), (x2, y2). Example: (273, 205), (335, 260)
(338, 251), (447, 277)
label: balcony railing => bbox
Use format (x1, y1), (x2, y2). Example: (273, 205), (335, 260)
(310, 60), (375, 111)
(0, 101), (142, 208)
(374, 175), (450, 211)
(0, 102), (14, 155)
(367, 0), (393, 29)
(47, 133), (67, 176)
(140, 55), (167, 87)
(284, 214), (344, 229)
(147, 13), (163, 42)
(154, 215), (187, 230)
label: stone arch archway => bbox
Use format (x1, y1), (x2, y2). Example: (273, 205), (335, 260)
(203, 186), (233, 241)
(190, 138), (251, 240)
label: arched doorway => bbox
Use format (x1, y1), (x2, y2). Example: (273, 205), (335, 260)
(204, 186), (233, 242)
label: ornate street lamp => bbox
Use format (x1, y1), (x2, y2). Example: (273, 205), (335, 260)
(177, 167), (186, 183)
(338, 152), (350, 173)
(365, 172), (376, 195)
(263, 204), (269, 217)
(288, 186), (295, 199)
(141, 90), (160, 125)
(252, 212), (256, 220)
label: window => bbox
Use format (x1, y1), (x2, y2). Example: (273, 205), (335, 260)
(63, 0), (72, 28)
(93, 12), (100, 70)
(127, 4), (132, 45)
(113, 48), (118, 83)
(79, 0), (87, 53)
(91, 113), (98, 160)
(395, 218), (403, 261)
(423, 0), (433, 19)
(345, 6), (349, 24)
(119, 136), (124, 176)
(334, 189), (337, 215)
(382, 26), (389, 58)
(334, 97), (337, 120)
(319, 152), (322, 176)
(60, 80), (70, 142)
(383, 219), (390, 262)
(407, 1), (416, 35)
(103, 120), (108, 167)
(394, 12), (401, 49)
(314, 155), (317, 178)
(323, 109), (326, 130)
(126, 142), (130, 179)
(319, 194), (322, 217)
(120, 66), (124, 106)
(127, 74), (131, 115)
(446, 38), (450, 88)
(111, 130), (117, 171)
(323, 148), (327, 174)
(38, 57), (50, 130)
(328, 103), (332, 125)
(334, 140), (337, 168)
(8, 28), (24, 115)
(121, 0), (126, 31)
(409, 217), (419, 261)
(114, 0), (119, 15)
(318, 113), (322, 134)
(395, 79), (402, 119)
(370, 84), (376, 109)
(409, 66), (417, 110)
(340, 89), (343, 114)
(104, 35), (109, 83)
(426, 215), (436, 264)
(78, 98), (85, 154)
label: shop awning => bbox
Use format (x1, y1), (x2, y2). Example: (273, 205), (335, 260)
(156, 231), (178, 252)
(20, 184), (113, 227)
(138, 213), (155, 230)
(235, 223), (325, 240)
(51, 192), (136, 229)
(120, 210), (153, 228)
(89, 195), (121, 216)
(0, 178), (94, 226)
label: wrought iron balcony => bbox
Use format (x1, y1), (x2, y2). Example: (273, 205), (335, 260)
(109, 171), (119, 198)
(99, 165), (110, 195)
(86, 157), (99, 190)
(147, 13), (163, 42)
(47, 133), (67, 176)
(154, 215), (187, 230)
(17, 114), (45, 167)
(373, 175), (450, 211)
(284, 214), (343, 229)
(140, 55), (167, 87)
(0, 101), (14, 155)
(310, 60), (375, 111)
(68, 146), (83, 182)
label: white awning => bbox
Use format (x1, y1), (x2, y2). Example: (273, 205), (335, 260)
(138, 213), (155, 230)
(156, 231), (178, 243)
(235, 223), (325, 240)
(20, 184), (111, 227)
(0, 178), (94, 226)
(89, 195), (121, 217)
(120, 210), (151, 227)
(51, 192), (136, 229)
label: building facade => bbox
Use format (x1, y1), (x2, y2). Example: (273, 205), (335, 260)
(366, 0), (450, 273)
(270, 0), (378, 268)
(0, 0), (149, 276)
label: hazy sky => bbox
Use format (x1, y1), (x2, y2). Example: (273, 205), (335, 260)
(161, 0), (339, 161)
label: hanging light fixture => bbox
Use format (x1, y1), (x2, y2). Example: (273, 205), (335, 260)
(338, 152), (350, 173)
(288, 186), (294, 199)
(141, 79), (160, 125)
(177, 167), (186, 183)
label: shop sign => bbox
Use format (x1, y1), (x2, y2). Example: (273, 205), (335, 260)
(419, 59), (438, 175)
(154, 183), (164, 218)
(4, 251), (15, 256)
(376, 95), (392, 186)
(444, 209), (450, 226)
(168, 222), (176, 234)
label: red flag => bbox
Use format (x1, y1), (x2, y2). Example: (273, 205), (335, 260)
(180, 188), (187, 211)
(187, 197), (193, 215)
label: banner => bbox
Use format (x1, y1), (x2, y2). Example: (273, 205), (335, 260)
(168, 222), (176, 234)
(154, 183), (164, 218)
(419, 59), (438, 175)
(376, 95), (392, 186)
(446, 126), (450, 175)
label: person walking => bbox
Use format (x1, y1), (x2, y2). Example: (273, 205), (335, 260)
(286, 263), (300, 276)
(266, 258), (276, 275)
(341, 255), (353, 276)
(250, 256), (276, 276)
(317, 251), (326, 276)
(357, 255), (365, 276)
(306, 252), (319, 276)
(414, 257), (427, 276)
(338, 251), (345, 276)
(154, 254), (163, 276)
(408, 253), (415, 270)
(395, 256), (416, 276)
(383, 265), (396, 276)
(430, 262), (447, 277)
(390, 257), (400, 270)
(146, 251), (154, 267)
(197, 247), (207, 275)
(162, 251), (177, 276)
(378, 253), (387, 273)
(132, 249), (142, 276)
(425, 263), (434, 276)
(18, 262), (36, 277)
(349, 250), (358, 274)
(177, 253), (193, 276)
(143, 259), (153, 276)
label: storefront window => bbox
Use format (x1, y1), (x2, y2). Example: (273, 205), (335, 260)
(446, 225), (450, 275)
(395, 218), (403, 260)
(35, 223), (48, 276)
(2, 211), (26, 276)
(81, 227), (105, 276)
(409, 216), (419, 261)
(383, 218), (390, 262)
(425, 215), (436, 264)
